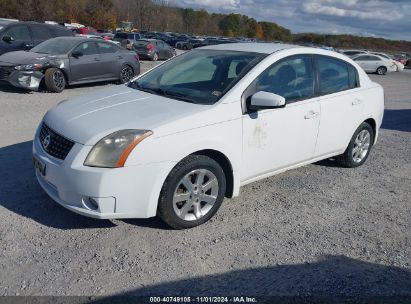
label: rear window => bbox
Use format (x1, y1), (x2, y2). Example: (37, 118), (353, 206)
(318, 56), (350, 94)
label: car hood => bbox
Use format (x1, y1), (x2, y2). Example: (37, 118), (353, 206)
(43, 85), (208, 145)
(0, 51), (64, 65)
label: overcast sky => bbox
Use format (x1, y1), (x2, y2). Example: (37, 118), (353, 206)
(171, 0), (411, 41)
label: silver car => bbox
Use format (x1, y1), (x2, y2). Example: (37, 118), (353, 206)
(0, 37), (140, 92)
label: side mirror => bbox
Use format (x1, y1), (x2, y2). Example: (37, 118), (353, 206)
(2, 35), (14, 43)
(71, 51), (83, 58)
(249, 91), (286, 111)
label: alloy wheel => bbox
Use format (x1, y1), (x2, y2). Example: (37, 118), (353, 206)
(352, 129), (371, 163)
(172, 169), (219, 221)
(53, 70), (65, 90)
(120, 66), (133, 83)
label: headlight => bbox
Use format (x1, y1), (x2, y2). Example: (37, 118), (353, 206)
(84, 130), (153, 168)
(15, 63), (43, 71)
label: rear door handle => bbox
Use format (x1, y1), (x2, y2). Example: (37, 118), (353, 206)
(94, 57), (100, 61)
(118, 56), (123, 59)
(352, 98), (363, 106)
(304, 111), (319, 119)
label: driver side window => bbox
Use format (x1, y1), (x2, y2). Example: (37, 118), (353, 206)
(254, 56), (314, 103)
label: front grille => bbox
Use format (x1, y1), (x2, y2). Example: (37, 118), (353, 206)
(0, 66), (13, 80)
(39, 124), (74, 160)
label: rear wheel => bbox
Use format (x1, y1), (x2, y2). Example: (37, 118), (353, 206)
(158, 155), (226, 229)
(119, 65), (134, 84)
(44, 68), (66, 93)
(336, 122), (374, 168)
(376, 66), (387, 75)
(152, 52), (158, 61)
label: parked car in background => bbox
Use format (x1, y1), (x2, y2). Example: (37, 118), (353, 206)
(133, 39), (176, 61)
(113, 32), (144, 48)
(33, 43), (384, 229)
(176, 38), (205, 50)
(72, 26), (98, 37)
(0, 21), (73, 55)
(341, 50), (368, 58)
(370, 52), (404, 72)
(0, 37), (139, 92)
(394, 54), (410, 67)
(352, 54), (396, 75)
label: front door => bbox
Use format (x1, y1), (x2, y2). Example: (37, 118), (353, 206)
(241, 55), (320, 181)
(69, 41), (102, 82)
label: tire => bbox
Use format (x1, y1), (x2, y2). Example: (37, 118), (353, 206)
(152, 52), (158, 61)
(119, 65), (134, 84)
(376, 66), (387, 75)
(44, 68), (66, 93)
(158, 155), (226, 229)
(182, 45), (187, 50)
(336, 122), (374, 168)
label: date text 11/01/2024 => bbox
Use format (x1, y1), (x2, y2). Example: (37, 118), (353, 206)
(149, 297), (257, 303)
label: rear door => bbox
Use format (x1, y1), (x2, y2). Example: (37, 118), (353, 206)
(0, 24), (33, 53)
(314, 55), (364, 157)
(69, 41), (102, 82)
(96, 41), (120, 78)
(29, 24), (54, 47)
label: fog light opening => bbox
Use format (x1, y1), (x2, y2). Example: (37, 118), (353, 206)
(84, 197), (99, 211)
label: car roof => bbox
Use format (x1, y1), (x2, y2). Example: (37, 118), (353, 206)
(200, 43), (299, 54)
(50, 36), (106, 43)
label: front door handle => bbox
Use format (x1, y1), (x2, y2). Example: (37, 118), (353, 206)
(304, 111), (319, 119)
(94, 57), (100, 61)
(352, 98), (363, 106)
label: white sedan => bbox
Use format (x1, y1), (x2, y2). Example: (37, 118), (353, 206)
(33, 43), (384, 229)
(352, 54), (397, 75)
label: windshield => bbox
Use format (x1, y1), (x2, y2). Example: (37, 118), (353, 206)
(129, 49), (266, 104)
(31, 38), (79, 55)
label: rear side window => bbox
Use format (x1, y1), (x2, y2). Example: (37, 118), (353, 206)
(97, 42), (118, 54)
(73, 42), (98, 55)
(317, 56), (350, 95)
(4, 25), (31, 40)
(30, 25), (53, 40)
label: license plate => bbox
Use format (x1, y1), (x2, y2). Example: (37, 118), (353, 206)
(33, 155), (46, 176)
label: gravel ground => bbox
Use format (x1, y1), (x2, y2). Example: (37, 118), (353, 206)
(0, 60), (410, 298)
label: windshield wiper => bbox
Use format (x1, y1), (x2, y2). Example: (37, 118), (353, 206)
(131, 82), (166, 96)
(162, 90), (199, 104)
(130, 82), (199, 103)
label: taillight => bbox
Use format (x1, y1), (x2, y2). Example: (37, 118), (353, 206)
(135, 53), (139, 61)
(147, 43), (154, 51)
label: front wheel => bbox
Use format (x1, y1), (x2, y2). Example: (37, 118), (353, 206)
(158, 155), (226, 229)
(376, 66), (387, 75)
(336, 122), (374, 168)
(44, 68), (66, 93)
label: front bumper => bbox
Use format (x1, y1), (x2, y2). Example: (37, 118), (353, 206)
(1, 68), (43, 91)
(33, 127), (176, 219)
